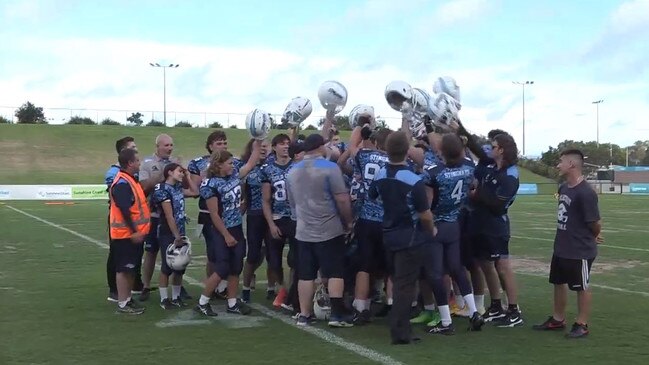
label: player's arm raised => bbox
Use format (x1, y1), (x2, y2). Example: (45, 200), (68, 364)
(239, 140), (261, 179)
(181, 168), (199, 198)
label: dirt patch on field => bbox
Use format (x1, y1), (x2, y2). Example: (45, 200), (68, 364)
(512, 257), (645, 275)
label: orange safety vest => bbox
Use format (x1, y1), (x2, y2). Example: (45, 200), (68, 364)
(109, 171), (151, 239)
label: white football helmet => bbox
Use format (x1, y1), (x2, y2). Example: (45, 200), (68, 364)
(349, 104), (375, 129)
(313, 283), (331, 321)
(429, 92), (461, 127)
(433, 76), (460, 103)
(166, 236), (192, 271)
(282, 97), (313, 127)
(317, 81), (348, 114)
(245, 109), (271, 140)
(385, 80), (413, 112)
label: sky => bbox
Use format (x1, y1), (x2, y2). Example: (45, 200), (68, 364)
(1, 0), (648, 156)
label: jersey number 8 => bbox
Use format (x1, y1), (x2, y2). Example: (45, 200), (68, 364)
(273, 180), (287, 202)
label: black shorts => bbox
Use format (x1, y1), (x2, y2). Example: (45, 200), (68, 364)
(144, 216), (160, 253)
(268, 217), (296, 271)
(472, 234), (509, 261)
(204, 224), (246, 279)
(158, 233), (187, 276)
(549, 256), (595, 291)
(298, 235), (346, 281)
(246, 214), (269, 266)
(355, 219), (385, 274)
(111, 238), (143, 273)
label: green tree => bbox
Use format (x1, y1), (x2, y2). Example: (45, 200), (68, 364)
(146, 119), (165, 127)
(67, 116), (96, 125)
(174, 121), (193, 128)
(15, 101), (47, 124)
(127, 112), (144, 126)
(317, 115), (351, 131)
(229, 124), (238, 129)
(209, 121), (224, 128)
(0, 116), (12, 124)
(100, 118), (120, 126)
(304, 124), (317, 130)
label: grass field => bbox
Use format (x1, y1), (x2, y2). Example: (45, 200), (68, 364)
(2, 194), (649, 365)
(0, 124), (347, 184)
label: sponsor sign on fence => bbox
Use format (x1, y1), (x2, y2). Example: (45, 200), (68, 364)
(0, 185), (107, 200)
(629, 183), (649, 194)
(517, 183), (538, 195)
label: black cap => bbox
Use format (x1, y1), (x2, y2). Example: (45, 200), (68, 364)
(302, 134), (325, 152)
(288, 142), (304, 159)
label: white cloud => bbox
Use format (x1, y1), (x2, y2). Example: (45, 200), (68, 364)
(434, 0), (491, 27)
(610, 0), (649, 33)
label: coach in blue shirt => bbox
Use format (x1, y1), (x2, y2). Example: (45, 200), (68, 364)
(368, 131), (437, 345)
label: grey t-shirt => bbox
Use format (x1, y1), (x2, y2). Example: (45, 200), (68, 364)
(553, 180), (600, 259)
(286, 155), (348, 242)
(140, 154), (180, 217)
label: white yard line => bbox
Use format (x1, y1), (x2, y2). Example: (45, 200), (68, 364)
(511, 235), (649, 253)
(4, 204), (403, 365)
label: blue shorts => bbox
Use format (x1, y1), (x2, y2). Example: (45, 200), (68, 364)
(144, 216), (160, 253)
(204, 224), (246, 279)
(246, 214), (269, 266)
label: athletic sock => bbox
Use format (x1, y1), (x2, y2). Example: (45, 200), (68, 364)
(227, 298), (237, 307)
(491, 298), (502, 309)
(439, 305), (452, 326)
(353, 299), (364, 312)
(475, 294), (485, 309)
(199, 294), (210, 306)
(330, 297), (345, 318)
(424, 304), (436, 311)
(387, 298), (394, 305)
(159, 287), (168, 301)
(172, 285), (181, 300)
(455, 295), (465, 308)
(118, 300), (129, 308)
(242, 286), (251, 291)
(508, 303), (518, 312)
(463, 294), (478, 314)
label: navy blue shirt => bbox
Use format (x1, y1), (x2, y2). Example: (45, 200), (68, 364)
(472, 159), (519, 237)
(355, 149), (389, 222)
(261, 160), (295, 219)
(153, 182), (187, 236)
(368, 164), (431, 251)
(199, 173), (243, 229)
(422, 146), (442, 171)
(423, 159), (475, 223)
(245, 164), (265, 215)
(191, 155), (243, 224)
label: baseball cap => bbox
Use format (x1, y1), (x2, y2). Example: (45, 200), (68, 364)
(289, 141), (304, 159)
(302, 134), (325, 152)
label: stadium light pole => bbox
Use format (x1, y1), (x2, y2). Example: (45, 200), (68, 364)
(513, 81), (534, 156)
(592, 99), (603, 147)
(149, 62), (180, 126)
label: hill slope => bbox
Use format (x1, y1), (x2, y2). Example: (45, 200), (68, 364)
(0, 124), (552, 185)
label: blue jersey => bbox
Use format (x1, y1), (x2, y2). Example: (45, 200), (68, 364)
(199, 174), (243, 228)
(245, 164), (265, 215)
(153, 182), (187, 235)
(422, 146), (441, 171)
(261, 161), (294, 219)
(104, 165), (120, 189)
(355, 149), (389, 222)
(472, 159), (519, 237)
(192, 155), (243, 224)
(424, 160), (475, 223)
(265, 152), (277, 165)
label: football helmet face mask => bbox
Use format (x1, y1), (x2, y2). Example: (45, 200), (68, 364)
(349, 104), (375, 129)
(166, 236), (192, 271)
(313, 283), (331, 320)
(433, 76), (461, 103)
(245, 109), (272, 140)
(429, 92), (461, 128)
(385, 80), (413, 112)
(281, 97), (313, 127)
(317, 81), (348, 114)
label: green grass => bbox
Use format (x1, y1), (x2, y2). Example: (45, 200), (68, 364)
(2, 195), (649, 364)
(0, 124), (554, 186)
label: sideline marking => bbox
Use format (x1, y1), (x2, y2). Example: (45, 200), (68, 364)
(511, 235), (649, 252)
(5, 204), (404, 365)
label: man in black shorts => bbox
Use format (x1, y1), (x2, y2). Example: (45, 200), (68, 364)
(533, 149), (602, 338)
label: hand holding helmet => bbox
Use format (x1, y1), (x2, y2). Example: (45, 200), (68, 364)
(245, 109), (272, 140)
(317, 81), (348, 115)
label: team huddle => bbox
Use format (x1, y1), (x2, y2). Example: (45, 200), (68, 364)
(105, 78), (602, 344)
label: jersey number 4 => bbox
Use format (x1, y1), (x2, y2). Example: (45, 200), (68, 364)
(451, 180), (464, 204)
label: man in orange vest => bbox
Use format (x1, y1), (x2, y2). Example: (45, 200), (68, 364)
(109, 148), (152, 314)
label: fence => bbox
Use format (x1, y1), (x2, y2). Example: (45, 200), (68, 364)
(0, 105), (403, 129)
(518, 182), (649, 195)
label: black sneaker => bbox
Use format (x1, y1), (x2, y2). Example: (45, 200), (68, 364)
(117, 300), (145, 315)
(139, 288), (151, 302)
(483, 303), (506, 322)
(469, 311), (485, 331)
(495, 308), (524, 328)
(566, 322), (589, 338)
(194, 303), (218, 317)
(160, 298), (174, 310)
(242, 289), (251, 303)
(210, 290), (228, 301)
(296, 314), (317, 326)
(266, 290), (276, 300)
(375, 304), (392, 318)
(427, 322), (455, 335)
(180, 286), (192, 300)
(107, 292), (118, 303)
(227, 300), (252, 315)
(353, 309), (372, 325)
(171, 298), (188, 308)
(532, 316), (566, 331)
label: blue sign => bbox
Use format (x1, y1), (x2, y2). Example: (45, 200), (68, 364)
(629, 183), (649, 194)
(518, 184), (538, 195)
(614, 166), (649, 172)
